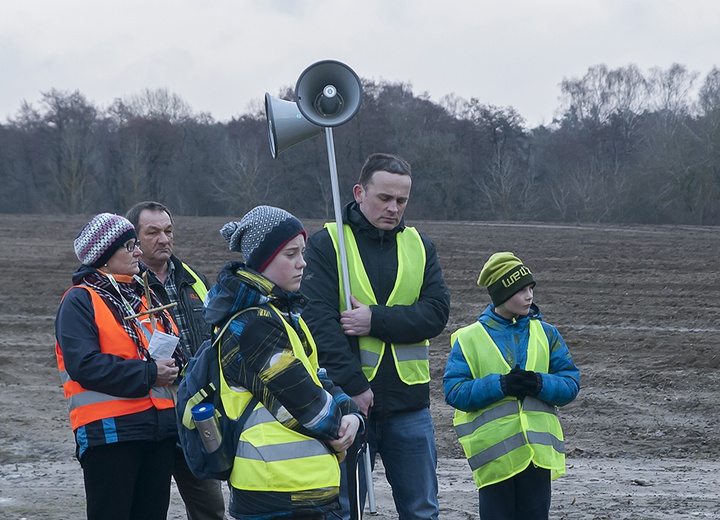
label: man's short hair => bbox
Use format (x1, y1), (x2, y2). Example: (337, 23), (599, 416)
(125, 201), (174, 230)
(358, 153), (412, 188)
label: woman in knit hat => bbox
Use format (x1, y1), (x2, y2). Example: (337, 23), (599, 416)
(443, 252), (580, 520)
(202, 205), (364, 520)
(55, 213), (182, 520)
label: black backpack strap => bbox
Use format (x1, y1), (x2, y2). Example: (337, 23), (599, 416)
(235, 395), (259, 432)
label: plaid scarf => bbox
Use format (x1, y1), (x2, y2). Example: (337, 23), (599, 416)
(81, 270), (182, 364)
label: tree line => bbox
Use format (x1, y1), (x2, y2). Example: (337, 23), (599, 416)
(1, 63), (719, 225)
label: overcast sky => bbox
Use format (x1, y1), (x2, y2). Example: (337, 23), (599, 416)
(2, 0), (719, 128)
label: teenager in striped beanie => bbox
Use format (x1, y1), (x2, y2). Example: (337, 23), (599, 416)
(220, 205), (307, 273)
(202, 205), (363, 520)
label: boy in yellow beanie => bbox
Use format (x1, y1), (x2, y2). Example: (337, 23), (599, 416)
(443, 252), (580, 520)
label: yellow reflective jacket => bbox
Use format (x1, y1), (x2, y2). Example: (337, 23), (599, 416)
(326, 222), (430, 385)
(451, 319), (566, 489)
(220, 304), (340, 494)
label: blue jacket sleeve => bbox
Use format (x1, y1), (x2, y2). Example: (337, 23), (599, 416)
(318, 367), (361, 416)
(536, 323), (580, 406)
(443, 338), (506, 412)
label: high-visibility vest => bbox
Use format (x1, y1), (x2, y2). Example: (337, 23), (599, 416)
(182, 262), (208, 302)
(451, 319), (566, 489)
(55, 285), (176, 431)
(325, 223), (430, 385)
(221, 304), (340, 493)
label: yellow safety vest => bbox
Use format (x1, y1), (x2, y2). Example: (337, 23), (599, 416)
(325, 223), (430, 385)
(451, 319), (566, 489)
(182, 263), (208, 302)
(220, 305), (340, 493)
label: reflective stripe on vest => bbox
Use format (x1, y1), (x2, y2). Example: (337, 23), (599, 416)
(182, 263), (208, 302)
(55, 285), (176, 431)
(220, 304), (340, 492)
(451, 319), (566, 489)
(325, 223), (430, 385)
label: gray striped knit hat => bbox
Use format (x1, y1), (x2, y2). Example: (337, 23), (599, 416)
(74, 213), (137, 267)
(220, 205), (306, 272)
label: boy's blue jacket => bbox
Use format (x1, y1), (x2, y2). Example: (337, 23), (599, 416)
(443, 303), (580, 412)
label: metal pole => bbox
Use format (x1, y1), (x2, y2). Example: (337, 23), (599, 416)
(363, 443), (377, 514)
(324, 128), (352, 310)
(324, 127), (377, 515)
(345, 435), (362, 520)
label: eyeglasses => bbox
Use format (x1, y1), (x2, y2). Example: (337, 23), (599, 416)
(123, 239), (141, 252)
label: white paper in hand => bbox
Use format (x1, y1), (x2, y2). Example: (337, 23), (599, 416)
(147, 330), (180, 360)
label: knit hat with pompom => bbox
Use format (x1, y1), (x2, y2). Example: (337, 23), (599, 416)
(220, 205), (306, 272)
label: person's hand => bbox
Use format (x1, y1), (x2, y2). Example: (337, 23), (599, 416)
(501, 365), (543, 398)
(522, 371), (542, 397)
(334, 449), (347, 463)
(328, 414), (361, 455)
(352, 388), (374, 417)
(512, 365), (543, 397)
(154, 359), (179, 386)
(340, 295), (372, 336)
(501, 370), (526, 398)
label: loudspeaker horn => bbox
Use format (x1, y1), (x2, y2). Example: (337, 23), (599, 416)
(295, 60), (362, 127)
(264, 92), (323, 158)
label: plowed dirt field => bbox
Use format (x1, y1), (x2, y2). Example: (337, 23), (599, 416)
(2, 214), (719, 519)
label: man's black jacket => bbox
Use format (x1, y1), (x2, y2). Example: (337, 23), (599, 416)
(301, 202), (450, 416)
(142, 255), (212, 359)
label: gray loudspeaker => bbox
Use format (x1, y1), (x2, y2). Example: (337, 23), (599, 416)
(295, 60), (362, 127)
(264, 92), (323, 158)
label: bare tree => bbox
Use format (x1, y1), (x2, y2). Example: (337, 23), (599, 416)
(40, 90), (100, 213)
(647, 64), (699, 117)
(698, 67), (720, 115)
(212, 135), (273, 215)
(462, 102), (536, 220)
(121, 88), (195, 124)
(560, 64), (649, 124)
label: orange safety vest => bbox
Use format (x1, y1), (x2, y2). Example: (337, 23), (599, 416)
(55, 285), (177, 431)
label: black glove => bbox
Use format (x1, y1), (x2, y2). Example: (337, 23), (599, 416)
(501, 368), (527, 398)
(513, 365), (543, 397)
(501, 365), (543, 398)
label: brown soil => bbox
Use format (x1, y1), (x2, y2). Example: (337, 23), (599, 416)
(2, 214), (720, 519)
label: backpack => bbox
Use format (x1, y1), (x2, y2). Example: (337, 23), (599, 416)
(176, 311), (258, 480)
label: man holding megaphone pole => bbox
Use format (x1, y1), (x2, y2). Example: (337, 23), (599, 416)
(302, 152), (451, 519)
(265, 61), (448, 518)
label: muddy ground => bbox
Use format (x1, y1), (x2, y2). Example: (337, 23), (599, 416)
(2, 213), (720, 519)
